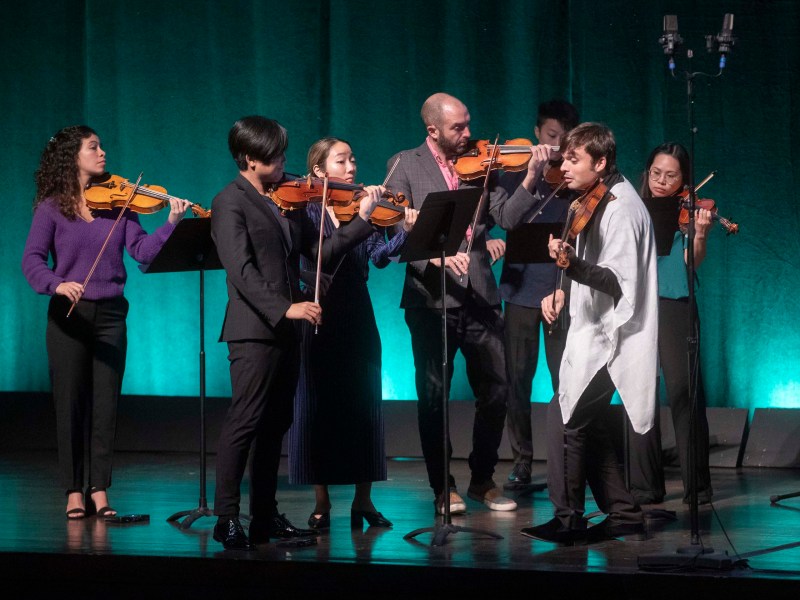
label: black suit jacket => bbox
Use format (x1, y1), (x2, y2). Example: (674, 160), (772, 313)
(211, 174), (374, 342)
(387, 141), (539, 310)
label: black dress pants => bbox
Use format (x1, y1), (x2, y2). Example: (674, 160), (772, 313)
(546, 366), (641, 528)
(503, 302), (566, 465)
(405, 300), (508, 496)
(46, 295), (128, 493)
(214, 337), (299, 519)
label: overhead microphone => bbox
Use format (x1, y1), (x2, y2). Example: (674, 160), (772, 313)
(658, 15), (683, 72)
(706, 13), (736, 69)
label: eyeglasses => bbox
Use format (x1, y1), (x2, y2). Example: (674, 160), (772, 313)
(648, 169), (681, 184)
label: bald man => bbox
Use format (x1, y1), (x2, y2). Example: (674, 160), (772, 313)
(386, 93), (545, 516)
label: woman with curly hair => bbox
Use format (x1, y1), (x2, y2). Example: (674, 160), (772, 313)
(22, 125), (190, 519)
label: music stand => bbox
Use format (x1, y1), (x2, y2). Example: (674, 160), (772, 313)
(139, 217), (222, 530)
(398, 188), (500, 546)
(502, 222), (565, 496)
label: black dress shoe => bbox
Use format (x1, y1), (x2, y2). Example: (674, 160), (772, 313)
(250, 513), (317, 543)
(213, 517), (255, 550)
(520, 517), (587, 545)
(586, 517), (646, 542)
(351, 509), (393, 529)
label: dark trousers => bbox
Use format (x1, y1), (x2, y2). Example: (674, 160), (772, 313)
(214, 338), (299, 519)
(46, 295), (128, 493)
(503, 302), (567, 464)
(405, 302), (508, 496)
(546, 367), (641, 528)
(628, 297), (712, 502)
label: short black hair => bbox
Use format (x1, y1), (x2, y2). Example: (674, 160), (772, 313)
(228, 116), (288, 171)
(537, 99), (580, 132)
(640, 142), (690, 198)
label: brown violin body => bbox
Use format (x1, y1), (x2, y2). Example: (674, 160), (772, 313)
(556, 180), (609, 268)
(454, 138), (534, 180)
(269, 176), (369, 211)
(331, 191), (409, 227)
(677, 194), (739, 235)
(84, 173), (210, 217)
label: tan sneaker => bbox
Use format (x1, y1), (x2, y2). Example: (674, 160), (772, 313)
(467, 485), (517, 511)
(434, 491), (467, 515)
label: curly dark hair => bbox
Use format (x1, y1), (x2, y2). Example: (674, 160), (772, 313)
(34, 125), (97, 219)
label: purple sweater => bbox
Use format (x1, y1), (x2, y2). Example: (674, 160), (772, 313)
(22, 199), (176, 300)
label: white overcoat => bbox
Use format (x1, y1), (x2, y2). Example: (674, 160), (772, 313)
(558, 177), (659, 434)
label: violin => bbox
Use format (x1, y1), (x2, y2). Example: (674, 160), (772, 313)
(556, 179), (609, 269)
(677, 196), (739, 235)
(268, 175), (353, 211)
(84, 173), (210, 217)
(330, 190), (410, 227)
(454, 138), (543, 180)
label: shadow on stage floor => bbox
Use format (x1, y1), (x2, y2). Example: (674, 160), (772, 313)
(0, 450), (799, 598)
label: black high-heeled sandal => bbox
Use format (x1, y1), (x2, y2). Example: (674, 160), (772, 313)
(307, 512), (330, 530)
(350, 509), (392, 529)
(85, 487), (117, 518)
(65, 489), (86, 520)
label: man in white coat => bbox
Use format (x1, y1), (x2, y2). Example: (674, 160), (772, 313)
(520, 122), (659, 544)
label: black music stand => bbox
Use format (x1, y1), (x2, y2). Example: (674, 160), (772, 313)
(398, 188), (501, 546)
(139, 218), (222, 530)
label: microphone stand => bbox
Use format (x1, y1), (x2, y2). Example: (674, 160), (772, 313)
(639, 15), (738, 572)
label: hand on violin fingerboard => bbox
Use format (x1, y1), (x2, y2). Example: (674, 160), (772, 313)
(357, 185), (384, 222)
(401, 207), (419, 232)
(167, 197), (192, 225)
(694, 208), (714, 238)
(541, 289), (565, 324)
(285, 301), (322, 325)
(547, 234), (574, 261)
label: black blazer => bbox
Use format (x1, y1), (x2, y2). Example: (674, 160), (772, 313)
(211, 174), (374, 342)
(387, 142), (538, 310)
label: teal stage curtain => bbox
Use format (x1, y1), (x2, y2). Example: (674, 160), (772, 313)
(2, 1), (798, 412)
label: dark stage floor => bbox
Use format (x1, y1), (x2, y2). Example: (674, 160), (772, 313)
(1, 450), (799, 598)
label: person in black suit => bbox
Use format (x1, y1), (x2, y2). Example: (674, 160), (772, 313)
(386, 93), (548, 515)
(210, 116), (379, 550)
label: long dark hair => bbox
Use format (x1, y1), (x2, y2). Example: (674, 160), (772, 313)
(639, 142), (690, 198)
(34, 125), (97, 219)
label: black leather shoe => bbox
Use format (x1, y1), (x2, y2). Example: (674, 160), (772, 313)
(351, 509), (393, 529)
(213, 517), (255, 550)
(520, 517), (587, 545)
(250, 513), (317, 543)
(587, 517), (646, 542)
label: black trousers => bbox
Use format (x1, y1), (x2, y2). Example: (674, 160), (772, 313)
(46, 295), (128, 493)
(546, 367), (641, 528)
(628, 297), (712, 503)
(503, 302), (567, 465)
(405, 301), (508, 496)
(213, 338), (299, 519)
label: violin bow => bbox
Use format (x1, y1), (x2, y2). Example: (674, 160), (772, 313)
(459, 135), (500, 283)
(67, 172), (144, 317)
(313, 173), (330, 334)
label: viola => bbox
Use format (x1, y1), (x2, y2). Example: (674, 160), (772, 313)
(330, 190), (410, 227)
(454, 138), (550, 180)
(84, 173), (210, 217)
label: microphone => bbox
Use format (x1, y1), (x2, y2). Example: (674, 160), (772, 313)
(717, 13), (736, 54)
(705, 13), (735, 69)
(659, 15), (683, 56)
